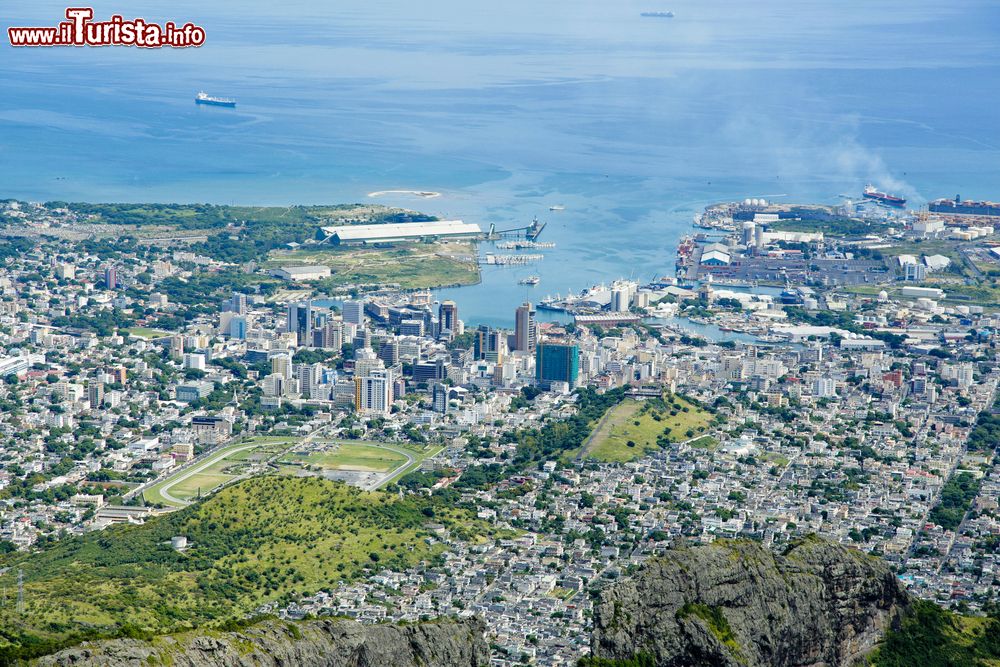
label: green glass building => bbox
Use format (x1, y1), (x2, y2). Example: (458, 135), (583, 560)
(536, 343), (579, 389)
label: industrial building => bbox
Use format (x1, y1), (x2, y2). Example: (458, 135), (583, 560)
(320, 220), (482, 245)
(271, 266), (332, 281)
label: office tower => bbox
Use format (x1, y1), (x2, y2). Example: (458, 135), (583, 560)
(536, 342), (580, 389)
(353, 328), (371, 351)
(169, 335), (184, 359)
(399, 319), (425, 337)
(103, 265), (117, 290)
(439, 300), (458, 337)
(184, 353), (206, 370)
(413, 358), (448, 383)
(343, 300), (365, 326)
(229, 315), (248, 340)
(379, 340), (400, 366)
(813, 377), (836, 398)
(295, 362), (323, 398)
(231, 292), (248, 315)
(287, 301), (313, 346)
(87, 382), (104, 410)
(314, 321), (343, 349)
(514, 302), (537, 353)
(271, 353), (293, 379)
(354, 347), (383, 378)
(904, 263), (927, 281)
(474, 325), (506, 363)
(262, 373), (285, 397)
(354, 368), (393, 415)
(432, 383), (449, 413)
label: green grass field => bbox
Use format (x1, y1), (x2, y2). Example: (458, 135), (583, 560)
(277, 440), (442, 489)
(689, 435), (719, 450)
(284, 443), (408, 473)
(144, 437), (295, 508)
(166, 473), (230, 500)
(577, 395), (714, 463)
(123, 327), (171, 339)
(0, 477), (495, 661)
(266, 242), (480, 289)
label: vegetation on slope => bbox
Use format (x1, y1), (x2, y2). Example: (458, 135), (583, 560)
(928, 471), (982, 531)
(0, 476), (489, 663)
(871, 600), (1000, 667)
(580, 394), (715, 463)
(47, 201), (435, 263)
(453, 387), (629, 490)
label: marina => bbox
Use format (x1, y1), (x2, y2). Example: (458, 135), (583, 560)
(481, 253), (544, 265)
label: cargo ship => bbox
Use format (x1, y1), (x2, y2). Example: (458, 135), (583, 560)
(929, 195), (1000, 217)
(195, 92), (237, 108)
(862, 184), (906, 208)
(640, 11), (674, 17)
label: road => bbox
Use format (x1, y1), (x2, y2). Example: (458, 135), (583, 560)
(356, 442), (417, 491)
(145, 425), (333, 509)
(156, 441), (263, 507)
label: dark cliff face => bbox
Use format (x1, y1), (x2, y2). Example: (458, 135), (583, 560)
(34, 617), (489, 667)
(590, 537), (910, 667)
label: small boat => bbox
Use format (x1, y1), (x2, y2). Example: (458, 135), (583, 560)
(549, 205), (565, 211)
(640, 11), (674, 18)
(519, 276), (541, 285)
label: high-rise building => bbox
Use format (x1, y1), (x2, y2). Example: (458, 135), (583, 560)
(295, 362), (323, 398)
(315, 321), (343, 349)
(439, 300), (458, 337)
(229, 315), (248, 340)
(271, 354), (293, 379)
(432, 383), (450, 413)
(287, 301), (313, 346)
(87, 382), (104, 410)
(813, 377), (836, 398)
(399, 319), (425, 337)
(353, 329), (372, 351)
(353, 347), (384, 378)
(184, 353), (206, 371)
(413, 358), (448, 383)
(354, 368), (394, 415)
(231, 292), (248, 315)
(169, 335), (185, 359)
(262, 373), (285, 397)
(474, 325), (507, 363)
(343, 300), (365, 326)
(514, 302), (537, 353)
(103, 265), (118, 290)
(536, 342), (579, 389)
(379, 340), (400, 366)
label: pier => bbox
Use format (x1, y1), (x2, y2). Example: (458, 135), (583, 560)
(487, 217), (547, 241)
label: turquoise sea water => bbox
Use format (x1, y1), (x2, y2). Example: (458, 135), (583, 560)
(2, 0), (1000, 325)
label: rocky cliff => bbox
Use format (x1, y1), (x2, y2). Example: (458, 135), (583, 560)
(590, 536), (909, 667)
(35, 617), (489, 667)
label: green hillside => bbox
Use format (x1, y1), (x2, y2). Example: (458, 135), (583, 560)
(871, 600), (1000, 667)
(0, 477), (488, 662)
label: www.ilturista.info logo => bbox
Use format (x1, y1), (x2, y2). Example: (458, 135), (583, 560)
(8, 8), (206, 48)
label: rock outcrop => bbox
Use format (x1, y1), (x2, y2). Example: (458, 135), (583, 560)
(35, 617), (489, 667)
(590, 536), (909, 667)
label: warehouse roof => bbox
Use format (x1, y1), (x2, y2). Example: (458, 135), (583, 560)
(321, 220), (482, 242)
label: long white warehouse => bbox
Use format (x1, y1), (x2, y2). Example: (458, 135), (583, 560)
(320, 220), (482, 245)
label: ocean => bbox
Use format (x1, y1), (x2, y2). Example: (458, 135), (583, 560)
(2, 0), (999, 325)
